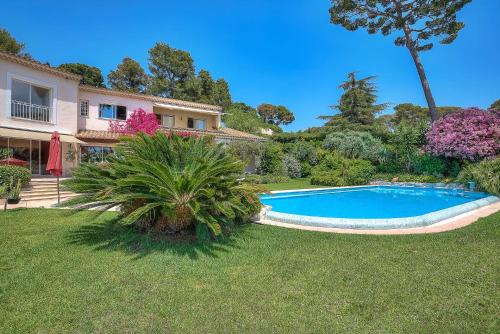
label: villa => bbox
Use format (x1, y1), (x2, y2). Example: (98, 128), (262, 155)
(0, 51), (265, 177)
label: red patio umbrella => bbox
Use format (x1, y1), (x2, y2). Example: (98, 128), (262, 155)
(46, 131), (63, 203)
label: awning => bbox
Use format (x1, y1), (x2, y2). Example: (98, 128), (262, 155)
(0, 127), (86, 144)
(154, 102), (223, 115)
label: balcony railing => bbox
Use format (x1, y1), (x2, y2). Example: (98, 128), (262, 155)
(11, 100), (51, 123)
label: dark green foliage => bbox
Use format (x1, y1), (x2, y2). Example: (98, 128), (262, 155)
(320, 73), (387, 125)
(62, 133), (261, 239)
(0, 165), (31, 188)
(108, 57), (148, 93)
(257, 142), (287, 176)
(371, 173), (448, 184)
(223, 103), (279, 134)
(311, 154), (375, 186)
(0, 28), (26, 55)
(490, 99), (500, 110)
(147, 42), (195, 97)
(389, 121), (428, 171)
(58, 63), (105, 87)
(457, 157), (500, 195)
(174, 71), (232, 109)
(392, 103), (462, 126)
(410, 154), (446, 177)
(323, 131), (385, 163)
(257, 103), (295, 126)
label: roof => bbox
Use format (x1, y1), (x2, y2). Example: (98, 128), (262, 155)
(76, 127), (268, 142)
(0, 51), (224, 113)
(0, 51), (82, 81)
(80, 86), (223, 113)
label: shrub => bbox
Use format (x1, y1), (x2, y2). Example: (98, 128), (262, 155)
(410, 154), (446, 177)
(457, 157), (500, 195)
(371, 173), (446, 183)
(63, 133), (262, 240)
(323, 131), (385, 163)
(0, 165), (31, 188)
(288, 141), (320, 165)
(311, 154), (375, 186)
(257, 142), (287, 176)
(283, 154), (302, 178)
(425, 108), (500, 161)
(389, 122), (428, 171)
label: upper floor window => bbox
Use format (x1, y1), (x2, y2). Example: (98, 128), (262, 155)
(99, 104), (126, 120)
(11, 79), (51, 122)
(79, 100), (89, 117)
(187, 117), (206, 130)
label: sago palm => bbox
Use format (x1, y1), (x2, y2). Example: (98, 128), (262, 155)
(63, 132), (262, 238)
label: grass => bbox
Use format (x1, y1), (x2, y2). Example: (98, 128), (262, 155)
(1, 209), (499, 333)
(263, 178), (326, 191)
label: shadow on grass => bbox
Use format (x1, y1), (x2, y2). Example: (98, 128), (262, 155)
(67, 216), (252, 260)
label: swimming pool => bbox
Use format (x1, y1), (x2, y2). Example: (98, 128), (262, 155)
(260, 186), (499, 229)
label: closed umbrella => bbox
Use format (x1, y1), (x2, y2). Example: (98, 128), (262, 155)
(46, 131), (63, 204)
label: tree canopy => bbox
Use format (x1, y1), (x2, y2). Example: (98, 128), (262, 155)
(257, 103), (295, 126)
(0, 28), (25, 55)
(58, 63), (105, 87)
(490, 99), (500, 110)
(329, 0), (471, 121)
(147, 42), (195, 97)
(320, 72), (387, 125)
(108, 57), (148, 93)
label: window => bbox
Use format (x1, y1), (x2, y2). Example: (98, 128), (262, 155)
(80, 146), (114, 163)
(187, 118), (206, 130)
(11, 79), (51, 122)
(79, 100), (89, 117)
(98, 104), (126, 120)
(161, 115), (175, 128)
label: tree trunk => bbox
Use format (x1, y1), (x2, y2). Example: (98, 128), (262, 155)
(403, 27), (439, 122)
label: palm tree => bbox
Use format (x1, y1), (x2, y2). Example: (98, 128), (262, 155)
(63, 132), (262, 239)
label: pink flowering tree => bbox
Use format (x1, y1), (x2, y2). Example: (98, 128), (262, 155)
(425, 108), (500, 161)
(109, 108), (160, 135)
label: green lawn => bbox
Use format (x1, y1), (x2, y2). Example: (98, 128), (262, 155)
(1, 209), (499, 333)
(263, 178), (327, 191)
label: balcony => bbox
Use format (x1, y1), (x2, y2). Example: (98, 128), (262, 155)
(11, 100), (51, 123)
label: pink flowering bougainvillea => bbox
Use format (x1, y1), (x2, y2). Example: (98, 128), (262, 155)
(425, 108), (500, 161)
(109, 108), (160, 135)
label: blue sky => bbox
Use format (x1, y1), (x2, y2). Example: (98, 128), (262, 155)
(2, 0), (499, 131)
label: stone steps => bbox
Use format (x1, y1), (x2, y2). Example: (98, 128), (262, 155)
(19, 178), (77, 202)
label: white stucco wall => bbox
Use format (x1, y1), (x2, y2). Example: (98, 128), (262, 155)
(0, 59), (79, 135)
(78, 90), (154, 131)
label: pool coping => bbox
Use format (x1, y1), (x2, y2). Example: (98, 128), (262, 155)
(258, 185), (500, 231)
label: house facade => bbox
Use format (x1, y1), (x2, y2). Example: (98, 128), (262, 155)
(0, 51), (265, 177)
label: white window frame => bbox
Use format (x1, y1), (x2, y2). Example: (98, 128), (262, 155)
(6, 72), (57, 124)
(98, 104), (127, 120)
(79, 100), (89, 117)
(188, 117), (206, 130)
(161, 114), (175, 128)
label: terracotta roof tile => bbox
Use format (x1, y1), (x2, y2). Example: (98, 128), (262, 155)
(76, 128), (267, 142)
(0, 51), (82, 81)
(79, 86), (223, 112)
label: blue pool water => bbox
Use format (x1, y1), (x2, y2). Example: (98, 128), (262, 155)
(260, 186), (489, 219)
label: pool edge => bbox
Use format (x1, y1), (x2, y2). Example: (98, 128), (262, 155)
(260, 185), (499, 230)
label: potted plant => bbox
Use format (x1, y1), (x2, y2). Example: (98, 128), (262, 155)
(7, 177), (22, 204)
